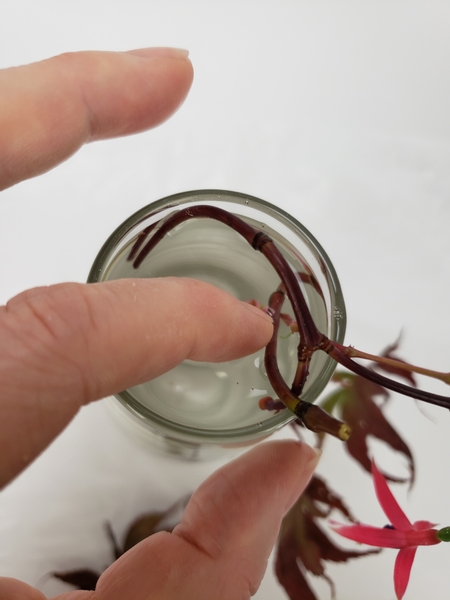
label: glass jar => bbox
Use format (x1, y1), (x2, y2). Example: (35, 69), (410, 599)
(88, 190), (346, 459)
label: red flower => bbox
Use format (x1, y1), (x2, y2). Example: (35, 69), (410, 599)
(331, 461), (450, 599)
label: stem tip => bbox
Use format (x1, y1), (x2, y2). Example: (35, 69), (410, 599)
(295, 402), (351, 441)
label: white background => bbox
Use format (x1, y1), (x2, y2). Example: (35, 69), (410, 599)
(1, 1), (450, 599)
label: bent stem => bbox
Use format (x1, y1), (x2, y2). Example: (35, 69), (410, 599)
(129, 205), (450, 439)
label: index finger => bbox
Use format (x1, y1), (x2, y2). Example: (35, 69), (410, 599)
(0, 47), (193, 190)
(0, 278), (273, 488)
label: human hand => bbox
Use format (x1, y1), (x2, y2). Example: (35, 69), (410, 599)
(2, 440), (319, 600)
(0, 48), (319, 599)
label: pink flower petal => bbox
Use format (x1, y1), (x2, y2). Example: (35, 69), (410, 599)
(413, 520), (437, 531)
(394, 546), (417, 600)
(331, 520), (440, 549)
(372, 461), (413, 531)
(330, 521), (408, 548)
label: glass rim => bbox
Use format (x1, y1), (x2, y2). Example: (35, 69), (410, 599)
(88, 189), (346, 443)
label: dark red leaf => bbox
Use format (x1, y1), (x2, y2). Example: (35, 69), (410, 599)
(51, 496), (190, 590)
(275, 476), (379, 600)
(306, 475), (356, 522)
(52, 569), (100, 590)
(275, 529), (319, 600)
(376, 339), (418, 387)
(122, 512), (166, 552)
(322, 369), (415, 485)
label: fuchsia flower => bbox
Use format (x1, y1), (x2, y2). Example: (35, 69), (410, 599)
(331, 461), (450, 599)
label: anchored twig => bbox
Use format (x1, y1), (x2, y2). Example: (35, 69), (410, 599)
(128, 205), (450, 440)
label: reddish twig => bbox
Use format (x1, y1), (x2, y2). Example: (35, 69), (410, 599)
(129, 205), (450, 440)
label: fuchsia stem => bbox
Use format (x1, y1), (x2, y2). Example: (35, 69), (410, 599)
(128, 205), (450, 440)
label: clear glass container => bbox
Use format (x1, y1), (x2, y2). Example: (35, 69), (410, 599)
(88, 190), (346, 459)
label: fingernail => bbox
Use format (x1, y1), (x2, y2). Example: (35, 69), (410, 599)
(295, 441), (322, 473)
(284, 443), (322, 512)
(126, 47), (190, 60)
(306, 446), (322, 471)
(242, 301), (274, 324)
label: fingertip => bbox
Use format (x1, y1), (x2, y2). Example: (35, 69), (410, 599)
(280, 440), (321, 511)
(241, 299), (274, 326)
(241, 439), (320, 511)
(83, 49), (194, 140)
(126, 46), (190, 60)
(176, 439), (320, 554)
(0, 48), (194, 189)
(283, 438), (321, 471)
(238, 299), (274, 349)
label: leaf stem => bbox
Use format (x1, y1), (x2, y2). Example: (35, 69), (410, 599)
(328, 344), (450, 409)
(336, 344), (450, 384)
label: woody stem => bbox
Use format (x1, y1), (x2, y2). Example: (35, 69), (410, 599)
(130, 204), (450, 430)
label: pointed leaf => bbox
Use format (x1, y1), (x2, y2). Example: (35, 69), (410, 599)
(106, 522), (122, 559)
(275, 476), (379, 600)
(301, 517), (379, 566)
(123, 512), (165, 552)
(275, 529), (320, 600)
(322, 370), (415, 485)
(52, 569), (100, 590)
(123, 496), (190, 552)
(377, 339), (417, 387)
(52, 497), (190, 591)
(319, 388), (348, 417)
(307, 475), (356, 522)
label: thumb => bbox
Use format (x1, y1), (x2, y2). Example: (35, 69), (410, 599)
(93, 440), (320, 600)
(0, 440), (318, 600)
